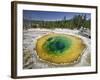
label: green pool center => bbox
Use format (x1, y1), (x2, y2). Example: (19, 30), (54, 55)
(43, 36), (72, 55)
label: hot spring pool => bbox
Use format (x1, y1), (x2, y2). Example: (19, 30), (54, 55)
(36, 33), (86, 64)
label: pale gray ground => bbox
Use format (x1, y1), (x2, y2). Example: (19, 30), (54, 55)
(23, 28), (91, 69)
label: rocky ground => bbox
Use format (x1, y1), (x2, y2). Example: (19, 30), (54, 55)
(23, 28), (91, 69)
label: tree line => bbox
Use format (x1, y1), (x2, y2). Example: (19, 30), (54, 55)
(23, 14), (91, 30)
